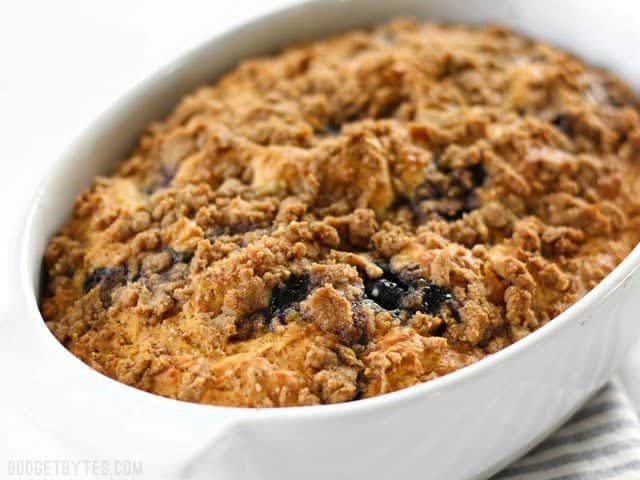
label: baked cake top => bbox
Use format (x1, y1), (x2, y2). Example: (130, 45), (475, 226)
(41, 20), (640, 407)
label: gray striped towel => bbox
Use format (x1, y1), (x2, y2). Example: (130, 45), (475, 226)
(494, 381), (640, 480)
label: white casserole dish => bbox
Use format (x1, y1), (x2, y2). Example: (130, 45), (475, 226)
(8, 0), (640, 478)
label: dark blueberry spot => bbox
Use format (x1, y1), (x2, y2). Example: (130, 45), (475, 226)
(82, 266), (127, 306)
(228, 221), (257, 235)
(364, 262), (410, 311)
(269, 274), (310, 318)
(551, 113), (574, 136)
(159, 164), (176, 187)
(165, 247), (193, 264)
(463, 191), (481, 212)
(377, 262), (409, 287)
(431, 321), (447, 337)
(375, 97), (404, 119)
(438, 192), (482, 222)
(409, 163), (485, 224)
(322, 121), (342, 137)
(450, 307), (462, 323)
(207, 225), (227, 237)
(361, 263), (456, 320)
(421, 284), (453, 315)
(469, 163), (486, 187)
(82, 267), (114, 292)
(144, 164), (177, 194)
(206, 222), (259, 237)
(390, 196), (431, 225)
(436, 201), (465, 222)
(414, 177), (445, 201)
(364, 278), (406, 310)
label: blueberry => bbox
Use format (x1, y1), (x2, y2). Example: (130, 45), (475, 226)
(82, 266), (127, 306)
(421, 284), (453, 315)
(439, 192), (480, 221)
(144, 164), (177, 194)
(410, 163), (485, 224)
(364, 278), (406, 310)
(269, 274), (310, 317)
(323, 122), (342, 136)
(159, 164), (176, 187)
(206, 226), (228, 237)
(165, 247), (193, 264)
(551, 113), (574, 136)
(377, 262), (409, 288)
(363, 262), (409, 310)
(469, 163), (486, 187)
(82, 266), (124, 292)
(362, 262), (455, 318)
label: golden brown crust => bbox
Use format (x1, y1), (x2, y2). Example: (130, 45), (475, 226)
(40, 20), (640, 407)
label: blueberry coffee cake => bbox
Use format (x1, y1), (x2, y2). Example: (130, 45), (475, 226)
(40, 20), (640, 407)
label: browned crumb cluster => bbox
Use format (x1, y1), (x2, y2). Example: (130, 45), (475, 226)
(40, 20), (640, 407)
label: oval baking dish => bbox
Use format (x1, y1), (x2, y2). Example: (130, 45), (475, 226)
(9, 1), (640, 479)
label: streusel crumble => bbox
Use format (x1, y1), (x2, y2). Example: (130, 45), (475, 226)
(41, 20), (640, 407)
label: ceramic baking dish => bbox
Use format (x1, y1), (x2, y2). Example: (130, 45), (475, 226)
(9, 0), (640, 478)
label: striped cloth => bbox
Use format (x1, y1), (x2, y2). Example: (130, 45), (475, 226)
(494, 381), (640, 480)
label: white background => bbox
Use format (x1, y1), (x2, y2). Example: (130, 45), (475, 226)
(1, 0), (638, 465)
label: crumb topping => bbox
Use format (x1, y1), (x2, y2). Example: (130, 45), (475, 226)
(41, 20), (640, 407)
